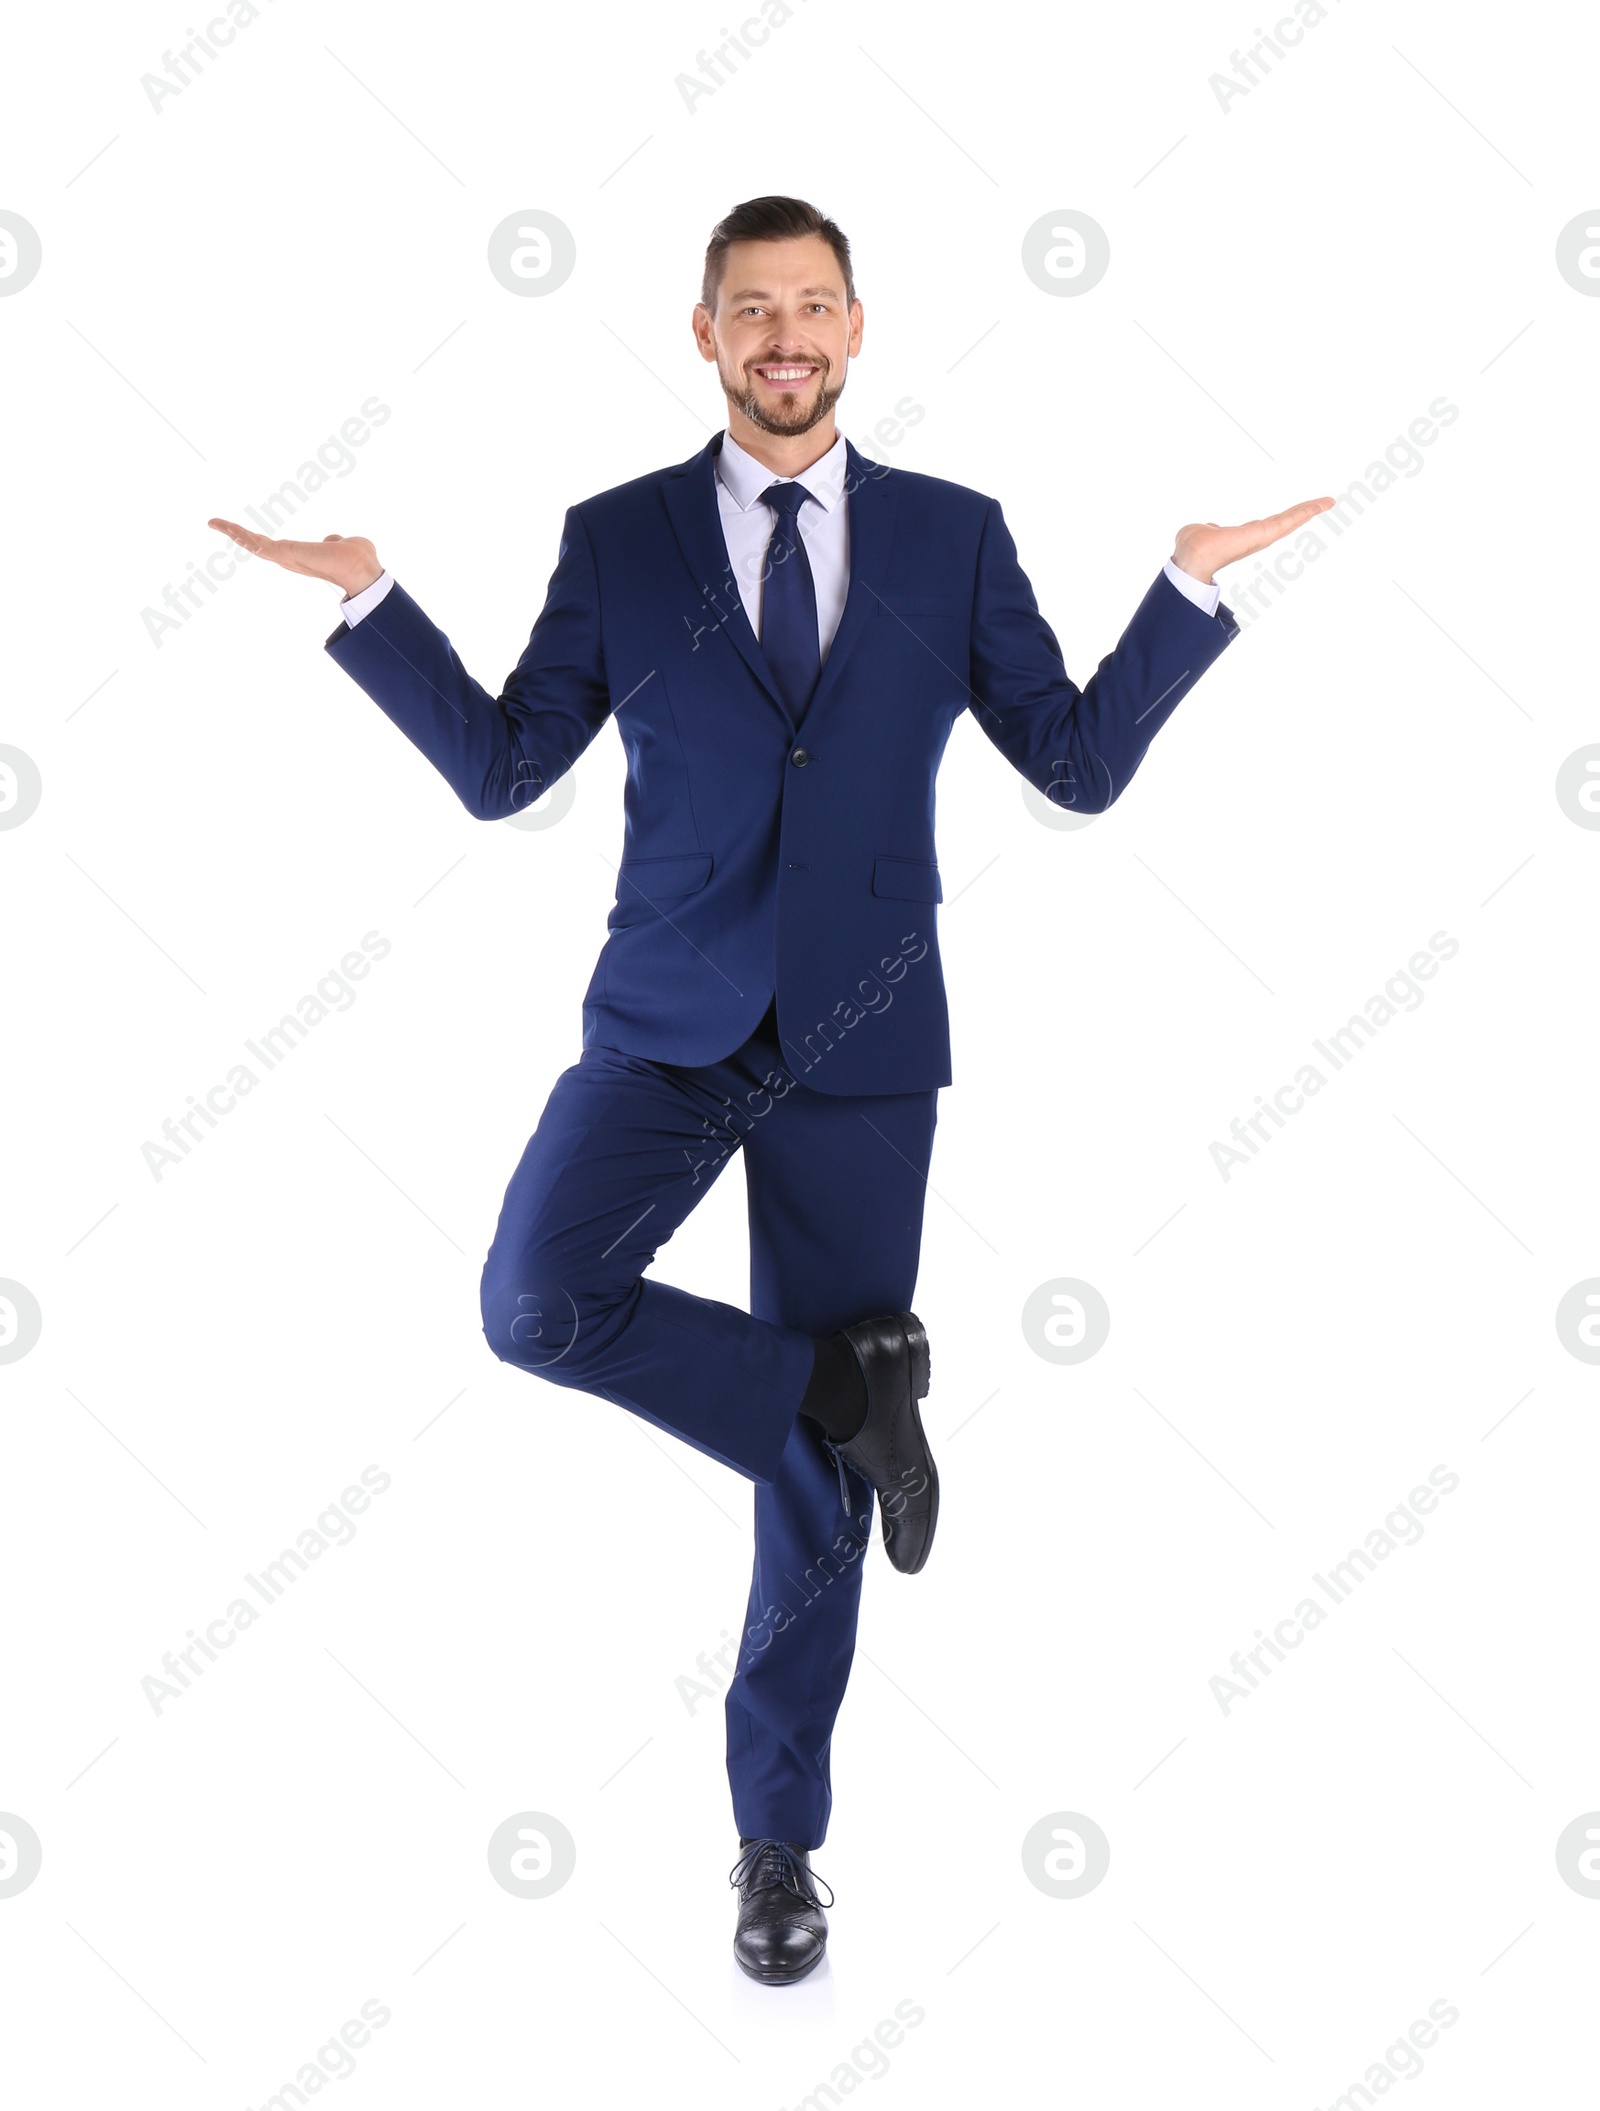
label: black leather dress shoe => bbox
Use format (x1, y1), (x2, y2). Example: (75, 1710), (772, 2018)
(729, 1838), (833, 1985)
(827, 1311), (938, 1574)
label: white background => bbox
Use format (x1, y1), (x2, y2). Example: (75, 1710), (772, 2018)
(3, 0), (1597, 2102)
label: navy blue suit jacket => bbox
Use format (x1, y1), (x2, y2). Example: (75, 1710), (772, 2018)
(325, 434), (1237, 1095)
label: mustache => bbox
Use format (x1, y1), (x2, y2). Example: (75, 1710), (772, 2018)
(745, 354), (829, 374)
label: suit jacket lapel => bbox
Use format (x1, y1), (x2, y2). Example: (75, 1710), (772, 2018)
(659, 434), (901, 734)
(804, 441), (899, 725)
(662, 434), (792, 729)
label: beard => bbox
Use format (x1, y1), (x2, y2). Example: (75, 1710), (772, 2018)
(722, 356), (845, 437)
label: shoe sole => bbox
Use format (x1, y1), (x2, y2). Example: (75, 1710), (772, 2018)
(897, 1313), (938, 1576)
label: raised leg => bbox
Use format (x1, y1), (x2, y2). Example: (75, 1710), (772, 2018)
(478, 1043), (816, 1482)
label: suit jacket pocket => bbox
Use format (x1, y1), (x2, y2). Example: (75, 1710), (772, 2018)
(612, 851), (714, 925)
(872, 855), (943, 904)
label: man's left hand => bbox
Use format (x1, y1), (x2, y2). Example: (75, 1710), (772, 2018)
(1172, 497), (1335, 586)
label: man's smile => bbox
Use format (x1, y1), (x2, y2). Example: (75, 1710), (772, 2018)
(753, 361), (821, 390)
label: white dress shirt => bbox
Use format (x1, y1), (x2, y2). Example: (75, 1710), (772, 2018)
(712, 427), (852, 659)
(337, 432), (1222, 634)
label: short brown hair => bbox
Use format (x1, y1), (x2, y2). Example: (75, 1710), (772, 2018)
(701, 195), (856, 313)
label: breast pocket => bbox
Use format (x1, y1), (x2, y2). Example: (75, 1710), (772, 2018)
(875, 599), (961, 622)
(873, 600), (967, 696)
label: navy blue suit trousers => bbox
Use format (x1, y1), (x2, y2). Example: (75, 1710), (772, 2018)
(478, 1002), (936, 1846)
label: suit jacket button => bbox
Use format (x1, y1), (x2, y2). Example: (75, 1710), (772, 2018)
(791, 747), (810, 767)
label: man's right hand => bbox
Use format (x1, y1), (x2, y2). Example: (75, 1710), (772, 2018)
(207, 519), (383, 597)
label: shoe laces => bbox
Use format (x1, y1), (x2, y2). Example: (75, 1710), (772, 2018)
(821, 1438), (852, 1516)
(728, 1837), (835, 1910)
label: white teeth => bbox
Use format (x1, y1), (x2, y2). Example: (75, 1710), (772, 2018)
(760, 366), (814, 380)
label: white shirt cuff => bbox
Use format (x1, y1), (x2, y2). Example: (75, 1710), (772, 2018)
(340, 570), (395, 627)
(1162, 557), (1221, 617)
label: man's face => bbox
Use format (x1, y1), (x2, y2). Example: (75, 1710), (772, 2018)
(693, 234), (864, 439)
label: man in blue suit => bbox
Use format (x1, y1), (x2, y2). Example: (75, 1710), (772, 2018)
(212, 194), (1328, 1985)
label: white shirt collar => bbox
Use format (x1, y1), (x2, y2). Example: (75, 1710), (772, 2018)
(716, 427), (848, 514)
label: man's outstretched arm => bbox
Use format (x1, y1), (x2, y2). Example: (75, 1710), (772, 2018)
(968, 494), (1331, 814)
(207, 516), (613, 820)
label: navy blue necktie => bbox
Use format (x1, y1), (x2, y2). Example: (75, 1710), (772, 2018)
(758, 480), (820, 726)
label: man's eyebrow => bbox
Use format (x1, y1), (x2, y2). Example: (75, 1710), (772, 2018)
(725, 286), (843, 301)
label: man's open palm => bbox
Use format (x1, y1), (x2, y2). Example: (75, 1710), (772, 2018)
(1172, 496), (1334, 586)
(207, 518), (383, 596)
